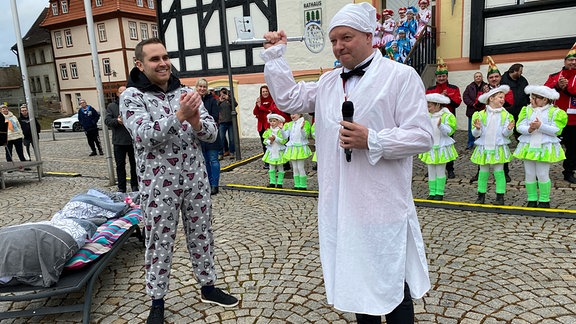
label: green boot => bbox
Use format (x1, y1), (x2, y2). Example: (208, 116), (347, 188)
(435, 177), (446, 201)
(268, 169), (277, 188)
(427, 178), (437, 200)
(293, 175), (301, 189)
(538, 180), (552, 203)
(525, 181), (538, 206)
(277, 172), (285, 188)
(300, 175), (308, 190)
(494, 170), (507, 194)
(477, 170), (489, 194)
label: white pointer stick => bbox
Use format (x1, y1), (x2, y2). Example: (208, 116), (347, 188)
(232, 22), (325, 54)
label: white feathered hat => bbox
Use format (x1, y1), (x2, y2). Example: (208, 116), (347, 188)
(524, 85), (559, 100)
(478, 85), (510, 104)
(267, 113), (285, 123)
(425, 93), (450, 105)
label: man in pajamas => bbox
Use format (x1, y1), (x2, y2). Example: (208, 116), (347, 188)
(120, 37), (238, 324)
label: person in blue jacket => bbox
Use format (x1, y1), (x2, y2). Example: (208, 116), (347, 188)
(77, 99), (103, 156)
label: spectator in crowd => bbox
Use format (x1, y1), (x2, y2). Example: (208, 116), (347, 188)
(217, 88), (235, 159)
(105, 86), (138, 193)
(1, 105), (26, 162)
(463, 72), (487, 150)
(197, 78), (222, 195)
(18, 104), (40, 161)
(544, 42), (576, 183)
(260, 3), (433, 322)
(120, 38), (238, 324)
(501, 63), (530, 138)
(426, 58), (462, 179)
(77, 99), (103, 156)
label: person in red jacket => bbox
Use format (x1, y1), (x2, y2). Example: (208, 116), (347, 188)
(426, 58), (462, 179)
(545, 42), (576, 183)
(253, 85), (290, 168)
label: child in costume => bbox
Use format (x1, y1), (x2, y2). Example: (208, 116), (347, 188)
(419, 93), (458, 201)
(262, 114), (288, 188)
(397, 7), (407, 28)
(514, 85), (567, 208)
(283, 113), (313, 190)
(381, 9), (396, 46)
(470, 85), (515, 205)
(372, 13), (383, 48)
(416, 0), (431, 37)
(401, 6), (418, 43)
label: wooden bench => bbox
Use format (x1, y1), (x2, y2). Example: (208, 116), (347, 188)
(0, 161), (43, 189)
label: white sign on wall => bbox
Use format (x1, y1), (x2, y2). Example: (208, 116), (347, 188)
(303, 0), (323, 27)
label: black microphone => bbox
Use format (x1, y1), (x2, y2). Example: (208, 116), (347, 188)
(342, 101), (354, 162)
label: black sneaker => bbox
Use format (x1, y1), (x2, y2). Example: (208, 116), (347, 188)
(89, 152), (97, 156)
(447, 170), (455, 179)
(146, 304), (164, 324)
(201, 287), (239, 307)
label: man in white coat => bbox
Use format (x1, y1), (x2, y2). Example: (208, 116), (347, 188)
(261, 3), (433, 323)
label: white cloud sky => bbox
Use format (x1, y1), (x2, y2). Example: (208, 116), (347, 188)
(1, 1), (48, 66)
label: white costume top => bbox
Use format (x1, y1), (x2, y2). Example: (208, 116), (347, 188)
(261, 45), (433, 315)
(382, 17), (396, 45)
(416, 7), (431, 37)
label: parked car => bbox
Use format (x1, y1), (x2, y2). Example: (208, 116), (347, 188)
(52, 113), (82, 132)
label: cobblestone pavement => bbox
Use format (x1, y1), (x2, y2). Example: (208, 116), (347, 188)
(0, 130), (575, 323)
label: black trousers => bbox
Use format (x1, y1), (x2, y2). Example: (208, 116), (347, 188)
(114, 144), (138, 192)
(5, 138), (26, 162)
(85, 128), (102, 153)
(561, 125), (576, 174)
(355, 283), (414, 324)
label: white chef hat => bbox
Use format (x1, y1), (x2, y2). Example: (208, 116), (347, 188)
(327, 2), (376, 35)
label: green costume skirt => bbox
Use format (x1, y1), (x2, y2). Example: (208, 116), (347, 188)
(419, 144), (458, 165)
(284, 145), (313, 160)
(513, 142), (565, 163)
(470, 145), (513, 165)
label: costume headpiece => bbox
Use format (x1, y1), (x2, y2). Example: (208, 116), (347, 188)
(397, 27), (407, 34)
(267, 113), (285, 123)
(382, 9), (394, 17)
(524, 85), (559, 101)
(398, 7), (407, 14)
(486, 56), (500, 76)
(435, 58), (448, 75)
(406, 6), (418, 15)
(328, 3), (376, 35)
(566, 41), (576, 59)
(419, 0), (430, 5)
(376, 13), (381, 20)
(426, 93), (450, 105)
(478, 85), (510, 104)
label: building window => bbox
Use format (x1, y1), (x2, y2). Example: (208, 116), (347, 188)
(151, 24), (158, 38)
(96, 0), (103, 6)
(102, 58), (111, 75)
(40, 50), (46, 63)
(70, 62), (79, 79)
(30, 52), (37, 65)
(136, 0), (143, 7)
(30, 77), (36, 92)
(61, 1), (68, 13)
(51, 2), (58, 15)
(44, 75), (51, 92)
(60, 64), (69, 80)
(147, 0), (154, 9)
(55, 31), (63, 48)
(140, 23), (149, 40)
(36, 77), (43, 93)
(128, 21), (138, 40)
(64, 29), (73, 47)
(97, 23), (107, 42)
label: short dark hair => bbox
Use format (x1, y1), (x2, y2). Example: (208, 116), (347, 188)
(508, 63), (523, 73)
(135, 38), (164, 61)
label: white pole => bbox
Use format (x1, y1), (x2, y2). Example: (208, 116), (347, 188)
(10, 0), (42, 171)
(83, 0), (115, 186)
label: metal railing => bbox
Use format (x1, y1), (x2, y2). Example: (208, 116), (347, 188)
(405, 26), (437, 75)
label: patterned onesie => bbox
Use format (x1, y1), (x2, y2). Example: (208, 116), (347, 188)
(120, 70), (219, 300)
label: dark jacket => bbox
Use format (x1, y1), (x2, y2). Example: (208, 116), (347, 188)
(78, 105), (100, 131)
(18, 114), (41, 140)
(200, 94), (222, 151)
(0, 113), (6, 146)
(462, 81), (487, 118)
(105, 99), (133, 146)
(500, 71), (529, 118)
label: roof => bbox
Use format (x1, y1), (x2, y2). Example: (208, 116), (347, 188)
(41, 0), (157, 29)
(11, 7), (51, 52)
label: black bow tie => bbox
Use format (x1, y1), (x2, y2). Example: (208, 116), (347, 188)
(340, 59), (373, 81)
